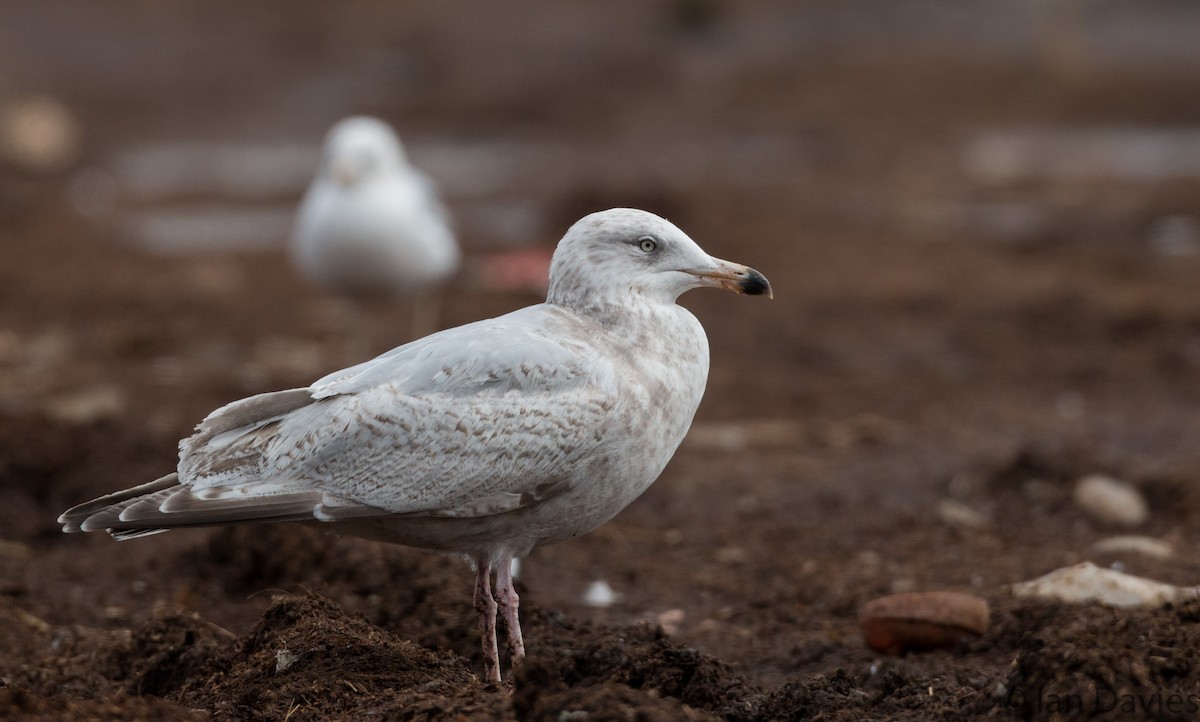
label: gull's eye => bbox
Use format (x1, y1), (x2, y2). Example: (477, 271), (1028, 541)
(638, 236), (658, 253)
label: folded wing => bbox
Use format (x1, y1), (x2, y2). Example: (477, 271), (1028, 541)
(60, 306), (620, 538)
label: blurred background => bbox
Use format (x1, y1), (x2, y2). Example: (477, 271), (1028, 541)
(3, 0), (1200, 713)
(3, 0), (1199, 427)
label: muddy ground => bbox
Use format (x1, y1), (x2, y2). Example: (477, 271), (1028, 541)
(4, 2), (1200, 720)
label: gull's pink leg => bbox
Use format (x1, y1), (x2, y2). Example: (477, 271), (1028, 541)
(473, 559), (501, 684)
(495, 554), (526, 666)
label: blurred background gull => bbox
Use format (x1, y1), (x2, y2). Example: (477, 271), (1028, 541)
(291, 116), (460, 355)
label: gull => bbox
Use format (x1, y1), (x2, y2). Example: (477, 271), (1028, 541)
(291, 116), (460, 345)
(59, 208), (772, 684)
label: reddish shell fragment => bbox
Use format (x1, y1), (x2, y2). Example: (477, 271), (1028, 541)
(858, 591), (989, 654)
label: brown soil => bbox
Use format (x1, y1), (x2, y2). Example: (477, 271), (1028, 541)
(4, 2), (1200, 720)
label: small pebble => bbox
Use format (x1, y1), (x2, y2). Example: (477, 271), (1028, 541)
(1091, 535), (1173, 560)
(276, 649), (300, 673)
(43, 385), (126, 424)
(714, 546), (746, 564)
(582, 580), (617, 608)
(1073, 474), (1148, 526)
(859, 591), (989, 654)
(0, 539), (30, 559)
(682, 418), (804, 452)
(936, 499), (991, 531)
(0, 95), (82, 173)
(655, 608), (686, 636)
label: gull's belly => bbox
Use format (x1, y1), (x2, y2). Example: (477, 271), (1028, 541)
(335, 351), (708, 561)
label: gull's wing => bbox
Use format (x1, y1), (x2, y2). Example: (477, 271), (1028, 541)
(307, 307), (591, 399)
(61, 305), (621, 536)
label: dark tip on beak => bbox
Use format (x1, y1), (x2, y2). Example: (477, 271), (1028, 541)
(740, 268), (773, 299)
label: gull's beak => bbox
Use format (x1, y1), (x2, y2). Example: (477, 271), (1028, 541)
(683, 258), (774, 299)
(327, 157), (363, 187)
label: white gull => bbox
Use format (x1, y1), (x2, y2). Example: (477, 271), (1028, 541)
(291, 116), (460, 338)
(59, 207), (771, 683)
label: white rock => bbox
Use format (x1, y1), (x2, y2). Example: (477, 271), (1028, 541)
(0, 95), (82, 173)
(1011, 562), (1195, 607)
(1073, 474), (1148, 526)
(275, 648), (300, 673)
(655, 608), (685, 636)
(936, 499), (991, 531)
(1092, 535), (1173, 560)
(582, 580), (617, 608)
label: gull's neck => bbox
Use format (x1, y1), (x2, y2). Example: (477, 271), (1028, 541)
(548, 287), (680, 329)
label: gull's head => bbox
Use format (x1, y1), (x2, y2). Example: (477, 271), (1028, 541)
(547, 208), (772, 310)
(319, 116), (407, 187)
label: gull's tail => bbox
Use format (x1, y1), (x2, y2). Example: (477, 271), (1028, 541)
(58, 472), (324, 541)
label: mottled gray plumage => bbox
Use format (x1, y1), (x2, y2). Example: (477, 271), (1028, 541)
(59, 207), (772, 683)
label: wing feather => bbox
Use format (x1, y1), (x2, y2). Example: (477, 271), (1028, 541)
(72, 479), (325, 534)
(61, 303), (623, 539)
(59, 473), (181, 532)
